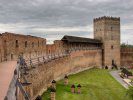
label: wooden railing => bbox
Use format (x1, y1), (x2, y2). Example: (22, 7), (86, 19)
(68, 47), (101, 52)
(24, 47), (101, 67)
(25, 53), (70, 67)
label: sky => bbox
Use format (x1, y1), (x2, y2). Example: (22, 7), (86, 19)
(0, 0), (133, 44)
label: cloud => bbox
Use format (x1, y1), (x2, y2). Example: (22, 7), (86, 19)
(0, 0), (133, 44)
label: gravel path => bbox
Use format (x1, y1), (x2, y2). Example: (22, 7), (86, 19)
(110, 70), (129, 89)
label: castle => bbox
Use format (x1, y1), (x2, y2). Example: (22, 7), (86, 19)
(0, 16), (133, 99)
(0, 16), (122, 67)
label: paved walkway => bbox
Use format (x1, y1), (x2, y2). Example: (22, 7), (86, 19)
(110, 70), (129, 89)
(0, 61), (17, 100)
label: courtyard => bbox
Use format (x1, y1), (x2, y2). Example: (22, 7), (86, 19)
(42, 68), (130, 100)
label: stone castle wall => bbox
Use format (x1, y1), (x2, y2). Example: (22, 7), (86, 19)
(121, 48), (133, 67)
(26, 49), (102, 99)
(0, 32), (46, 62)
(1, 16), (132, 99)
(0, 34), (4, 62)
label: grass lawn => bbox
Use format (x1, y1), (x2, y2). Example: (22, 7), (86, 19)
(42, 68), (130, 100)
(130, 69), (133, 73)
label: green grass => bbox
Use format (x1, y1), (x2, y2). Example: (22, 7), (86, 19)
(130, 70), (133, 73)
(42, 68), (130, 100)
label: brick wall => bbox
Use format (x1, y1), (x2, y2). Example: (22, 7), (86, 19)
(54, 40), (65, 54)
(26, 49), (102, 99)
(46, 44), (56, 55)
(121, 48), (133, 67)
(0, 34), (4, 62)
(1, 32), (46, 61)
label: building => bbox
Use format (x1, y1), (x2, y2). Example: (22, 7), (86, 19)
(0, 32), (46, 61)
(0, 16), (123, 68)
(94, 16), (120, 67)
(2, 16), (133, 100)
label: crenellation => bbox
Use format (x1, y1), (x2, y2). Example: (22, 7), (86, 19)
(94, 16), (120, 22)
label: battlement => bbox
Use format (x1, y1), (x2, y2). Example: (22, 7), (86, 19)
(2, 32), (45, 40)
(94, 16), (120, 22)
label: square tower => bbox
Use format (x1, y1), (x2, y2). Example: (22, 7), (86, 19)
(94, 16), (120, 67)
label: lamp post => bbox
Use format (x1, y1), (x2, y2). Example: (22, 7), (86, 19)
(64, 75), (68, 85)
(71, 84), (75, 93)
(77, 84), (81, 94)
(51, 80), (56, 89)
(50, 87), (56, 100)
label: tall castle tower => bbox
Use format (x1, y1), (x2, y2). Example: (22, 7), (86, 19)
(94, 16), (120, 67)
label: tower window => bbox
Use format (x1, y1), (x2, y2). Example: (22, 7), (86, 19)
(111, 45), (114, 49)
(111, 27), (113, 31)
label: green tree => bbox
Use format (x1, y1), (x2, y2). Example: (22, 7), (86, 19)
(121, 43), (127, 48)
(127, 86), (133, 100)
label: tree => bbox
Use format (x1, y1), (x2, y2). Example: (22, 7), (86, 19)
(121, 43), (133, 48)
(121, 43), (127, 48)
(127, 86), (133, 100)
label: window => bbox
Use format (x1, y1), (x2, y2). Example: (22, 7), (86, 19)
(111, 45), (114, 49)
(11, 54), (13, 60)
(49, 50), (50, 54)
(16, 40), (19, 48)
(25, 41), (27, 47)
(38, 41), (39, 47)
(111, 27), (113, 31)
(42, 41), (44, 45)
(32, 42), (34, 48)
(4, 40), (6, 44)
(112, 60), (114, 65)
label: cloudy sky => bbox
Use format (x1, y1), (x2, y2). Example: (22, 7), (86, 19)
(0, 0), (133, 44)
